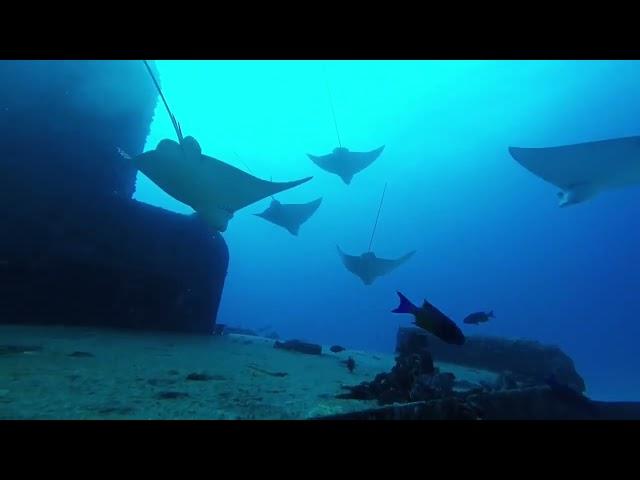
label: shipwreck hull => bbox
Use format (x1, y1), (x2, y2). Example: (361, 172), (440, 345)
(0, 60), (229, 334)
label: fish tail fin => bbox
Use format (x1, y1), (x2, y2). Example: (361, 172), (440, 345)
(341, 174), (353, 185)
(288, 225), (300, 236)
(392, 291), (416, 314)
(488, 310), (495, 318)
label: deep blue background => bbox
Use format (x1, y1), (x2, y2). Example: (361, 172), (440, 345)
(134, 60), (640, 401)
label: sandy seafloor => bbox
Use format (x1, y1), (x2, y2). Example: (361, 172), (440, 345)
(0, 325), (498, 420)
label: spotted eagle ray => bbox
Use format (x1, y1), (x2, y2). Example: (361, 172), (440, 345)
(509, 136), (640, 207)
(130, 61), (312, 232)
(336, 183), (415, 285)
(337, 247), (416, 286)
(309, 64), (384, 185)
(307, 146), (385, 185)
(133, 137), (313, 232)
(254, 197), (322, 236)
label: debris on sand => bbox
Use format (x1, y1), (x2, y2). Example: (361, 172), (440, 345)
(274, 339), (322, 355)
(147, 378), (178, 387)
(248, 364), (288, 378)
(0, 345), (43, 356)
(186, 372), (226, 381)
(69, 351), (95, 358)
(156, 391), (190, 400)
(91, 404), (136, 415)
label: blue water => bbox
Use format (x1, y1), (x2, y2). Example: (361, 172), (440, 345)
(135, 60), (640, 402)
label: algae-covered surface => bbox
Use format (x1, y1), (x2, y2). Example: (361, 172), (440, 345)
(0, 325), (497, 419)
